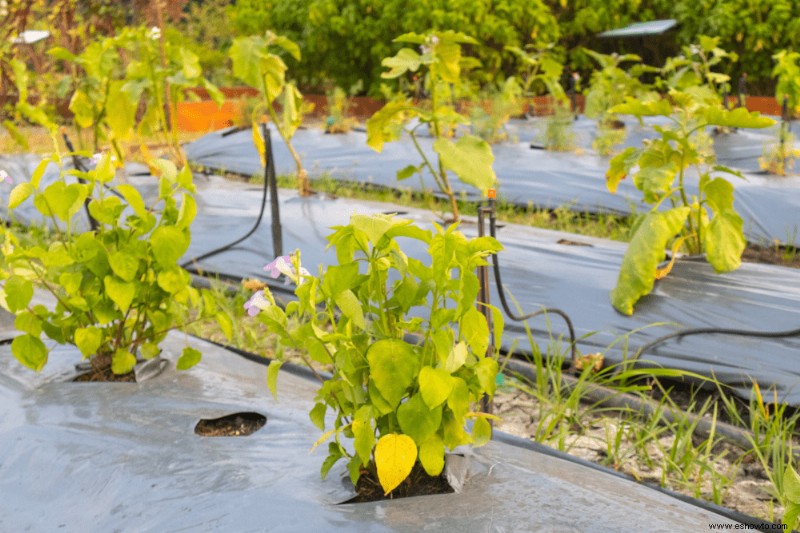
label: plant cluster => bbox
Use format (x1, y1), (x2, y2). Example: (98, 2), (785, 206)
(367, 31), (497, 222)
(229, 31), (312, 196)
(244, 214), (503, 495)
(1, 146), (229, 375)
(583, 50), (656, 155)
(604, 38), (774, 314)
(50, 25), (222, 164)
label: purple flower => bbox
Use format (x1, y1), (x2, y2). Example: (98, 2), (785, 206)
(264, 255), (291, 278)
(0, 169), (10, 184)
(243, 290), (271, 317)
(263, 255), (310, 285)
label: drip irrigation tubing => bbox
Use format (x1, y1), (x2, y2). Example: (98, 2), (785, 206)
(485, 199), (577, 362)
(180, 124), (278, 270)
(635, 325), (800, 361)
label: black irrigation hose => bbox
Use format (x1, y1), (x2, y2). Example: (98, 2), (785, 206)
(486, 201), (578, 362)
(179, 124), (275, 270)
(636, 325), (800, 361)
(61, 132), (98, 232)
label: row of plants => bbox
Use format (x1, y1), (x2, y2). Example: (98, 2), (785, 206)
(1, 10), (799, 522)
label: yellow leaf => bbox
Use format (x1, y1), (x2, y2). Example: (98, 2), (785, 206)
(655, 234), (691, 280)
(375, 434), (417, 495)
(252, 122), (266, 167)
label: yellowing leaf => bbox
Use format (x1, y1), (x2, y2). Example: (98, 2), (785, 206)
(375, 434), (417, 495)
(252, 123), (266, 167)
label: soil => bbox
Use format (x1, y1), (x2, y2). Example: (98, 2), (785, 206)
(492, 385), (786, 523)
(742, 243), (800, 269)
(72, 356), (136, 383)
(344, 462), (454, 504)
(194, 412), (267, 437)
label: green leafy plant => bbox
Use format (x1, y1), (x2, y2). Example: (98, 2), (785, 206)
(246, 214), (504, 496)
(504, 43), (565, 107)
(583, 50), (656, 155)
(0, 148), (229, 376)
(541, 101), (576, 152)
(605, 89), (774, 315)
(229, 31), (312, 196)
(50, 25), (223, 164)
(469, 77), (523, 144)
(367, 31), (497, 222)
(781, 464), (800, 530)
(761, 50), (800, 176)
(324, 85), (358, 134)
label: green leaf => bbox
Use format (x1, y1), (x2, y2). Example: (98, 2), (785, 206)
(37, 182), (85, 221)
(606, 147), (639, 194)
(320, 442), (345, 480)
(365, 99), (415, 152)
(334, 289), (365, 330)
(350, 213), (404, 245)
(381, 48), (422, 79)
(75, 327), (103, 358)
(610, 207), (690, 315)
(784, 464), (800, 503)
(472, 416), (492, 447)
(419, 435), (445, 476)
(11, 334), (48, 372)
(266, 359), (282, 399)
(4, 276), (33, 312)
(115, 184), (149, 219)
(610, 97), (672, 117)
(69, 89), (96, 129)
(396, 164), (420, 181)
(177, 346), (202, 370)
(229, 36), (266, 90)
(321, 262), (360, 298)
(151, 226), (189, 266)
(112, 348), (136, 375)
(8, 182), (33, 209)
(476, 357), (499, 397)
(215, 312), (233, 342)
(460, 307), (489, 357)
(106, 80), (136, 142)
(367, 339), (419, 408)
(157, 267), (188, 294)
(704, 107), (775, 129)
(432, 41), (462, 83)
(14, 311), (42, 336)
(419, 366), (454, 408)
(104, 276), (135, 314)
(445, 341), (468, 373)
(176, 193), (196, 230)
(352, 406), (375, 466)
(271, 34), (301, 61)
(398, 393), (442, 444)
(433, 136), (496, 194)
(309, 402), (327, 431)
(108, 252), (140, 282)
(704, 178), (745, 273)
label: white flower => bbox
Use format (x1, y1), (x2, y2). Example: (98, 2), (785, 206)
(243, 290), (271, 317)
(0, 169), (11, 184)
(148, 26), (161, 41)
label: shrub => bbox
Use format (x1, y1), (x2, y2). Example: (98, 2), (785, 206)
(246, 214), (504, 495)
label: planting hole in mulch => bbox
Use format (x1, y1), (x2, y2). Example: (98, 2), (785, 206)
(342, 462), (455, 504)
(194, 412), (266, 437)
(73, 363), (136, 383)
